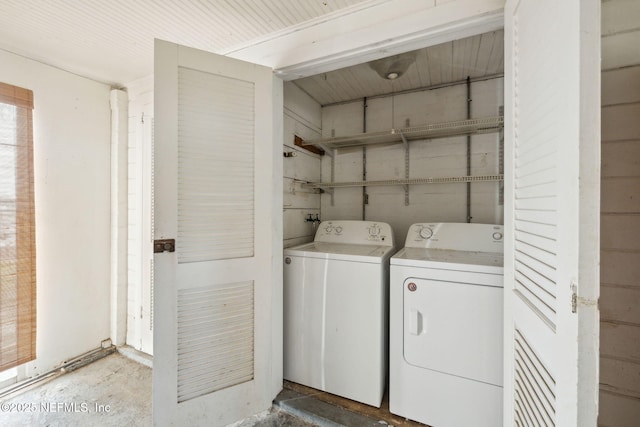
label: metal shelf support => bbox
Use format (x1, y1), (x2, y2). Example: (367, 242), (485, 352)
(301, 116), (504, 150)
(401, 132), (410, 205)
(309, 116), (505, 205)
(302, 175), (504, 190)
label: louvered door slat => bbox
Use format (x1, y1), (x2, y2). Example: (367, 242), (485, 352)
(514, 329), (556, 426)
(177, 281), (254, 403)
(177, 67), (255, 263)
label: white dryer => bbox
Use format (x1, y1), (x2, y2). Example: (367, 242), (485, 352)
(390, 223), (504, 427)
(283, 220), (395, 407)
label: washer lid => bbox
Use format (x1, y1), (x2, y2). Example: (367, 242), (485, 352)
(284, 242), (395, 263)
(391, 247), (504, 274)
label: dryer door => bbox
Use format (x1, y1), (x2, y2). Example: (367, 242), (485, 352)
(403, 275), (503, 386)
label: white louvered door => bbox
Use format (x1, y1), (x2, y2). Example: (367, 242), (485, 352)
(503, 1), (600, 426)
(153, 40), (283, 426)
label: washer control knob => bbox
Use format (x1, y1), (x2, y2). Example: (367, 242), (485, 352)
(419, 227), (433, 239)
(325, 226), (333, 233)
(369, 225), (380, 236)
(335, 226), (343, 234)
(492, 232), (503, 241)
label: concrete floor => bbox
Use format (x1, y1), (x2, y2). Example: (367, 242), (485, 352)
(0, 351), (425, 427)
(0, 352), (316, 427)
(0, 352), (152, 427)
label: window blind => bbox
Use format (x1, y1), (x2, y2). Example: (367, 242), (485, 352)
(0, 82), (36, 372)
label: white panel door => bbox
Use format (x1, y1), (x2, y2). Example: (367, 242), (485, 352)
(503, 1), (600, 426)
(153, 40), (283, 426)
(403, 277), (503, 386)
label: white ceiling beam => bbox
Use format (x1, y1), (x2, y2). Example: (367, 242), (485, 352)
(224, 0), (504, 80)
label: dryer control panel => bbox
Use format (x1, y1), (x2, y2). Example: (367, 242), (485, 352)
(404, 223), (503, 253)
(314, 220), (394, 246)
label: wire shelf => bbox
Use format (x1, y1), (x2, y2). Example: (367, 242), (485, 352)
(302, 174), (504, 189)
(301, 116), (504, 150)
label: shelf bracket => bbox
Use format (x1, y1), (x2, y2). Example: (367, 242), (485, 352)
(318, 143), (333, 156)
(401, 133), (410, 205)
(330, 150), (336, 206)
(295, 135), (325, 156)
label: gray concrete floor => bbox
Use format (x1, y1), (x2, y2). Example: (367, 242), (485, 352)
(232, 411), (319, 427)
(0, 352), (152, 427)
(4, 350), (430, 427)
(0, 352), (316, 427)
(1, 351), (431, 427)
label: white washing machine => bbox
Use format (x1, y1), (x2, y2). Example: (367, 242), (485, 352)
(283, 220), (395, 407)
(390, 223), (504, 427)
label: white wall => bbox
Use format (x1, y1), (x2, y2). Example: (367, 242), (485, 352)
(0, 49), (112, 376)
(320, 77), (504, 243)
(283, 82), (322, 248)
(599, 1), (640, 424)
(600, 65), (640, 427)
(125, 76), (154, 355)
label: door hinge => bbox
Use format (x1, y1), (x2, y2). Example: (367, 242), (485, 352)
(571, 281), (578, 314)
(154, 239), (175, 253)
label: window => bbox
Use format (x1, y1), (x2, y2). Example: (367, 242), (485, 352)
(0, 82), (36, 372)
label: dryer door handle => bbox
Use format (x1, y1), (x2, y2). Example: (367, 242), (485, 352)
(409, 308), (424, 335)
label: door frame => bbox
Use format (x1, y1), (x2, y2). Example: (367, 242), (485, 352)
(262, 1), (598, 425)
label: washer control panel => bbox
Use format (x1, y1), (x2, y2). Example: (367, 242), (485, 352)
(405, 223), (504, 253)
(315, 220), (394, 246)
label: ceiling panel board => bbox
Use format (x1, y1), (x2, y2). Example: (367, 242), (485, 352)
(439, 41), (454, 84)
(426, 44), (444, 86)
(465, 35), (482, 77)
(475, 31), (497, 76)
(293, 30), (504, 106)
(323, 73), (350, 103)
(486, 32), (504, 75)
(404, 61), (423, 92)
(329, 72), (356, 103)
(1, 0), (503, 96)
(452, 38), (467, 81)
(312, 74), (344, 104)
(0, 0), (373, 85)
(345, 68), (372, 101)
(415, 48), (432, 88)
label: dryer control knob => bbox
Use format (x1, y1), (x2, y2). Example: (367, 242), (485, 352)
(419, 227), (433, 239)
(492, 232), (503, 240)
